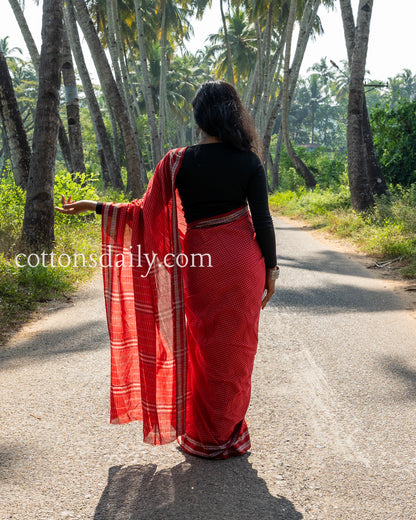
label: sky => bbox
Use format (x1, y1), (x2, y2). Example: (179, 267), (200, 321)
(1, 0), (415, 82)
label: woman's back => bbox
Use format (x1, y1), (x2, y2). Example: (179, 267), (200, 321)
(175, 142), (276, 268)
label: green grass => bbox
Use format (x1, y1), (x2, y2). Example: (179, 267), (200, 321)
(269, 184), (416, 279)
(0, 167), (129, 343)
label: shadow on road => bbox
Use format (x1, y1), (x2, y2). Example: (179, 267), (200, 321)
(0, 321), (108, 367)
(279, 250), (378, 279)
(381, 356), (416, 399)
(94, 455), (303, 520)
(269, 283), (404, 314)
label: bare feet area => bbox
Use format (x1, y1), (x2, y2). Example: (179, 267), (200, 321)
(1, 217), (416, 519)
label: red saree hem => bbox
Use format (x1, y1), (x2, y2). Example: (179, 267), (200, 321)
(178, 420), (251, 459)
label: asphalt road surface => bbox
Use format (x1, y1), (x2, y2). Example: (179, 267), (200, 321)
(1, 217), (416, 520)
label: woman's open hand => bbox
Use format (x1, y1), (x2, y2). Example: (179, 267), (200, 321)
(55, 196), (97, 215)
(261, 276), (275, 309)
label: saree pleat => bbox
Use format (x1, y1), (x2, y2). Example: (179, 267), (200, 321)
(178, 209), (265, 458)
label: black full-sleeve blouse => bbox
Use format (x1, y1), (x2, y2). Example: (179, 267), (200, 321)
(175, 143), (277, 269)
(97, 143), (277, 268)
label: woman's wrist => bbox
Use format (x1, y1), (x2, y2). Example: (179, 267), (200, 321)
(95, 201), (103, 214)
(266, 266), (280, 280)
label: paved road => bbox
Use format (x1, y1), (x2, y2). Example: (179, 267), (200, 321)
(1, 218), (416, 520)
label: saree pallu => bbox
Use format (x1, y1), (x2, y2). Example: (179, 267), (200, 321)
(101, 148), (188, 445)
(178, 207), (265, 458)
(101, 147), (265, 457)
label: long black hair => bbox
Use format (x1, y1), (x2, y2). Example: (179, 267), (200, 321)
(192, 80), (261, 156)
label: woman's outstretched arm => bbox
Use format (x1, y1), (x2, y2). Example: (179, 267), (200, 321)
(55, 195), (100, 215)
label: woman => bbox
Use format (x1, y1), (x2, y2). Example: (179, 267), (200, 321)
(56, 80), (278, 459)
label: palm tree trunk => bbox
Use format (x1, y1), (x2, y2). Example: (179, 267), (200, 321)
(126, 38), (153, 173)
(7, 0), (40, 70)
(263, 0), (320, 175)
(109, 107), (121, 172)
(362, 99), (388, 196)
(134, 0), (162, 167)
(73, 0), (143, 196)
(9, 0), (73, 173)
(219, 0), (235, 87)
(288, 0), (321, 101)
(106, 0), (123, 85)
(159, 0), (168, 154)
(271, 126), (283, 191)
(61, 24), (85, 174)
(344, 0), (374, 211)
(340, 0), (387, 199)
(22, 0), (64, 250)
(0, 46), (30, 189)
(112, 0), (147, 187)
(281, 0), (316, 188)
(248, 20), (262, 117)
(64, 0), (123, 190)
(259, 4), (273, 131)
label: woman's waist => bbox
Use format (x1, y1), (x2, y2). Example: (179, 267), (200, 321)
(186, 204), (249, 230)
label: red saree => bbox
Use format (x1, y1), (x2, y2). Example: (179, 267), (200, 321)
(101, 148), (265, 457)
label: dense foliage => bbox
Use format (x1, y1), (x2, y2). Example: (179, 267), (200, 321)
(371, 99), (416, 186)
(0, 168), (127, 341)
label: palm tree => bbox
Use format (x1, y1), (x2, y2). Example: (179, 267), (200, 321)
(22, 0), (64, 249)
(388, 69), (416, 105)
(281, 0), (317, 188)
(219, 0), (235, 87)
(0, 41), (31, 188)
(340, 0), (385, 209)
(72, 0), (144, 196)
(158, 0), (193, 152)
(206, 9), (257, 88)
(134, 0), (162, 167)
(262, 0), (323, 180)
(7, 0), (40, 70)
(64, 0), (124, 190)
(61, 25), (85, 174)
(8, 0), (75, 172)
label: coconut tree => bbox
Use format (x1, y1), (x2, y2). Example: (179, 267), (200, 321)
(262, 0), (323, 182)
(72, 0), (144, 196)
(206, 9), (257, 88)
(61, 25), (85, 174)
(340, 0), (384, 209)
(7, 0), (40, 70)
(106, 0), (144, 183)
(281, 0), (317, 188)
(134, 0), (162, 167)
(8, 0), (74, 172)
(64, 0), (124, 190)
(219, 0), (235, 87)
(0, 41), (31, 188)
(22, 0), (64, 249)
(157, 0), (192, 153)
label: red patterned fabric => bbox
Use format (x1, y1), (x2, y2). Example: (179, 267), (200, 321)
(178, 209), (265, 458)
(101, 148), (187, 445)
(101, 147), (265, 457)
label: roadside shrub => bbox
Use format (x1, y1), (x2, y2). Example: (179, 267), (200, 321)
(278, 146), (347, 189)
(371, 99), (416, 186)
